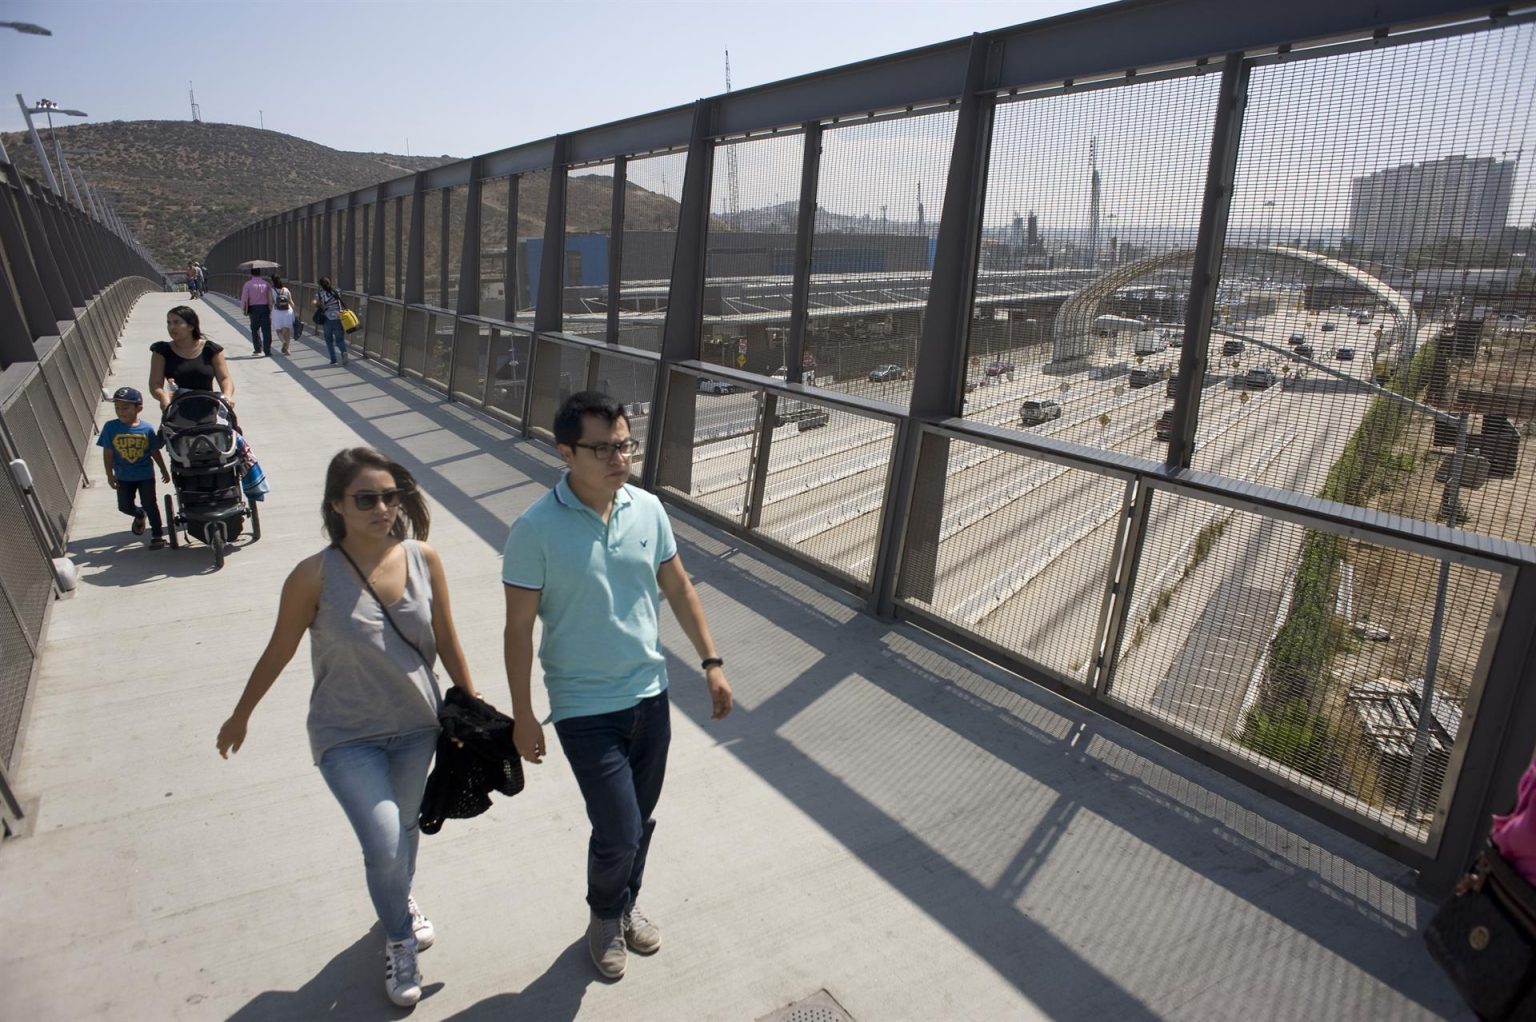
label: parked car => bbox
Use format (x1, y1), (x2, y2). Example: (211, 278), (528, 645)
(1287, 332), (1306, 345)
(698, 378), (739, 394)
(1128, 366), (1168, 389)
(1237, 367), (1277, 390)
(1295, 343), (1314, 359)
(1154, 408), (1176, 441)
(1321, 321), (1336, 332)
(1334, 347), (1356, 361)
(1019, 399), (1063, 426)
(868, 364), (908, 382)
(984, 360), (1016, 378)
(1221, 339), (1245, 356)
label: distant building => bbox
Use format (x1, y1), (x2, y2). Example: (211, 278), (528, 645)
(1349, 155), (1514, 254)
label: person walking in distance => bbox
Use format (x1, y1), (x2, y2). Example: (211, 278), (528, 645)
(314, 276), (350, 366)
(501, 391), (733, 981)
(240, 268), (274, 357)
(270, 275), (297, 356)
(217, 448), (481, 1007)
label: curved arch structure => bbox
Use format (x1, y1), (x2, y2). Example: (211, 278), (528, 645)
(1051, 244), (1417, 364)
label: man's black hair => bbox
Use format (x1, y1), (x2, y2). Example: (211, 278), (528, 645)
(553, 391), (628, 447)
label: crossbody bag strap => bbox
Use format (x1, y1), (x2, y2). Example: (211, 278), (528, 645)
(332, 543), (432, 670)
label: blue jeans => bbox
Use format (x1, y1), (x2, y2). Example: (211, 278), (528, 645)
(115, 477), (163, 537)
(317, 727), (439, 941)
(323, 319), (348, 362)
(248, 305), (271, 354)
(553, 690), (671, 919)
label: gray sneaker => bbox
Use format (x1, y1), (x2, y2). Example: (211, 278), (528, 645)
(587, 912), (626, 979)
(623, 903), (661, 954)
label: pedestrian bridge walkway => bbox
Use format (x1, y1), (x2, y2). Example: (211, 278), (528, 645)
(0, 291), (1467, 1019)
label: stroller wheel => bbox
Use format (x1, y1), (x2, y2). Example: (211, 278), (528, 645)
(164, 494), (179, 549)
(208, 521), (226, 570)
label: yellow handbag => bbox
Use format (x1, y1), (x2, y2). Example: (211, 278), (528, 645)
(339, 308), (360, 333)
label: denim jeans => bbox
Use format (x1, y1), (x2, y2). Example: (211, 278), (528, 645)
(317, 727), (439, 941)
(248, 304), (272, 354)
(323, 319), (348, 362)
(115, 477), (163, 537)
(553, 690), (671, 919)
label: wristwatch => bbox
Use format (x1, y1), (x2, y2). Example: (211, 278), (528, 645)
(701, 657), (724, 671)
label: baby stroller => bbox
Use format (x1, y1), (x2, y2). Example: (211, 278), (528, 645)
(160, 391), (261, 568)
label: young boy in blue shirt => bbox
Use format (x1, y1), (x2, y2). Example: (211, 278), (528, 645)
(98, 386), (171, 548)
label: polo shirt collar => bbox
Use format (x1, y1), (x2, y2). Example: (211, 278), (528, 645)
(554, 473), (633, 517)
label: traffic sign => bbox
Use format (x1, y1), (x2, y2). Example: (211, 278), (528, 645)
(737, 338), (748, 354)
(736, 353), (747, 367)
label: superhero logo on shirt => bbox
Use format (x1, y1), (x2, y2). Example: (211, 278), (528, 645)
(113, 432), (150, 464)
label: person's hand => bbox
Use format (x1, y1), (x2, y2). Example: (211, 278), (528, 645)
(105, 475), (117, 490)
(513, 715), (545, 764)
(160, 470), (171, 483)
(216, 715), (248, 758)
(706, 667), (733, 720)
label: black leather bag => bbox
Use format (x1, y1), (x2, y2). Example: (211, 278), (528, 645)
(311, 304), (327, 325)
(1425, 845), (1536, 1020)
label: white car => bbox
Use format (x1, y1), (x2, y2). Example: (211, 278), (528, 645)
(698, 378), (738, 395)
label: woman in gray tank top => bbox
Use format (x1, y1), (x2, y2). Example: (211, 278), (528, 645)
(215, 447), (481, 1008)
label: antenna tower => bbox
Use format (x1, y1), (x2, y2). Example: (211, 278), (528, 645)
(724, 50), (741, 223)
(1089, 138), (1102, 267)
(189, 82), (202, 123)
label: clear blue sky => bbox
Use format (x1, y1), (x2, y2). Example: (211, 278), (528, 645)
(0, 0), (1107, 156)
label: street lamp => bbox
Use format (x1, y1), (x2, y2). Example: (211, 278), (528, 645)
(15, 94), (88, 205)
(1262, 199), (1278, 247)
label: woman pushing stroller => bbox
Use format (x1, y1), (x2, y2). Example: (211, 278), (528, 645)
(216, 448), (480, 1007)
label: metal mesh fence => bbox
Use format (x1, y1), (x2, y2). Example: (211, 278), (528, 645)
(451, 319), (490, 404)
(479, 176), (513, 322)
(970, 74), (1219, 441)
(753, 401), (898, 586)
(401, 307), (429, 378)
(380, 300), (404, 368)
(10, 386), (71, 535)
(425, 311), (454, 389)
(591, 352), (655, 481)
(484, 326), (532, 426)
(702, 133), (803, 373)
(515, 170), (551, 327)
(1106, 488), (1507, 841)
(808, 111), (956, 406)
(621, 151), (688, 352)
(1206, 25), (1536, 549)
(565, 164), (616, 340)
(656, 368), (752, 524)
(897, 433), (1127, 683)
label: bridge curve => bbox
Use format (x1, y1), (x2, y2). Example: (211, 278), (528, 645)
(1051, 244), (1417, 363)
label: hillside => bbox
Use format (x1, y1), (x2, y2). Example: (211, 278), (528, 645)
(0, 120), (455, 268)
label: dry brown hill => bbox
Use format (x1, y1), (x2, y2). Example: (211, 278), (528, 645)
(0, 120), (455, 269)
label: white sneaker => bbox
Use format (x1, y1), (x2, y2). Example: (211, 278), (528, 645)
(384, 936), (422, 1007)
(408, 895), (435, 950)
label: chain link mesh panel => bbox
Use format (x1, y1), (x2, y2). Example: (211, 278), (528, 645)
(621, 151), (688, 352)
(807, 111), (956, 407)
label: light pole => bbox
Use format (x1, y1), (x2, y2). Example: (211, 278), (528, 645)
(15, 95), (88, 206)
(1262, 199), (1277, 247)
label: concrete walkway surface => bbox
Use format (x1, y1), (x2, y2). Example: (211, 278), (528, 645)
(0, 291), (1469, 1020)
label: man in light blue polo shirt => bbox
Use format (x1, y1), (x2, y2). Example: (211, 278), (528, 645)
(502, 390), (732, 981)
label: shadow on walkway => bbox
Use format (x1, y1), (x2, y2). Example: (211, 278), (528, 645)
(197, 295), (1455, 1018)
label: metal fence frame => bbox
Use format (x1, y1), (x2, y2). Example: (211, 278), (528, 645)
(0, 146), (161, 840)
(205, 0), (1536, 893)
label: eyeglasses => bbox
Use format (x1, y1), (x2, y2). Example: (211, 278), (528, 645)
(347, 488), (409, 511)
(573, 439), (641, 460)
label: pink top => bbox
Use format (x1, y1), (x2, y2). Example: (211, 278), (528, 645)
(240, 277), (272, 310)
(1493, 759), (1536, 886)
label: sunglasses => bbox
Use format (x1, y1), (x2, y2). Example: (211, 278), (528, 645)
(346, 488), (409, 511)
